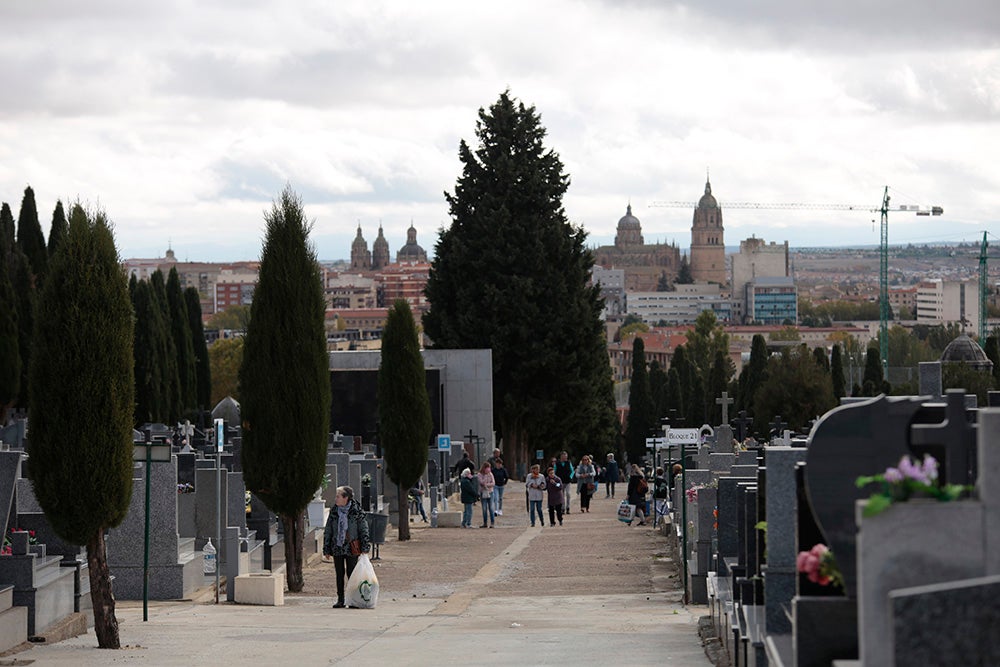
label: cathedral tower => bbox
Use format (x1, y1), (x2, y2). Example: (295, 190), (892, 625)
(372, 225), (390, 270)
(689, 179), (726, 284)
(350, 224), (372, 271)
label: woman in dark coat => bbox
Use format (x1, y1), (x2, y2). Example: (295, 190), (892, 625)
(323, 485), (371, 608)
(626, 464), (648, 526)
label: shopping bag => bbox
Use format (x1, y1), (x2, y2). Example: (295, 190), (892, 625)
(345, 554), (379, 609)
(617, 500), (635, 523)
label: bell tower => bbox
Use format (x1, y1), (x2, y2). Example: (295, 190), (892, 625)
(689, 179), (726, 284)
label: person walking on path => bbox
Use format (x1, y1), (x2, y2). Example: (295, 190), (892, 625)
(477, 463), (496, 528)
(409, 478), (428, 522)
(545, 466), (564, 526)
(554, 451), (574, 513)
(322, 485), (371, 608)
(460, 469), (479, 528)
(525, 464), (547, 527)
(491, 456), (508, 516)
(604, 453), (620, 498)
(453, 451), (476, 477)
(626, 464), (648, 526)
(575, 455), (596, 512)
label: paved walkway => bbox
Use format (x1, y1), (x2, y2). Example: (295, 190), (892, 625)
(15, 483), (711, 666)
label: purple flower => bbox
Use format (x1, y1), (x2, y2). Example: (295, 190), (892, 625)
(897, 455), (931, 485)
(921, 455), (939, 482)
(883, 467), (903, 483)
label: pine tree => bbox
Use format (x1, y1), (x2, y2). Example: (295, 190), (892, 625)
(185, 287), (212, 411)
(167, 268), (196, 415)
(27, 204), (133, 649)
(16, 186), (47, 282)
(625, 337), (655, 463)
(47, 201), (67, 257)
(378, 300), (432, 541)
(830, 343), (847, 400)
(239, 185), (330, 593)
(423, 90), (615, 473)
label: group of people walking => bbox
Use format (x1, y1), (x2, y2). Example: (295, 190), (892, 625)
(458, 449), (509, 528)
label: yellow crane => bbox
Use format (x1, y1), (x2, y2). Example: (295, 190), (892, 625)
(650, 187), (943, 378)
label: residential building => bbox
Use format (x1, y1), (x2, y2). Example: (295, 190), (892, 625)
(746, 277), (797, 325)
(626, 284), (732, 326)
(731, 236), (789, 323)
(916, 279), (979, 333)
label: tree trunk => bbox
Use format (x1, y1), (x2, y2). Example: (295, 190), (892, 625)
(86, 529), (119, 649)
(281, 512), (305, 593)
(397, 483), (410, 541)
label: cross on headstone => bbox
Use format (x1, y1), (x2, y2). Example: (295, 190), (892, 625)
(910, 389), (977, 485)
(716, 391), (734, 424)
(769, 415), (787, 439)
(732, 410), (753, 442)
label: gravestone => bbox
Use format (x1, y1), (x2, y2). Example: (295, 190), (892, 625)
(910, 389), (977, 485)
(195, 467), (228, 552)
(327, 452), (351, 488)
(717, 476), (756, 572)
(762, 447), (808, 634)
(709, 453), (736, 473)
(918, 360), (942, 398)
(176, 452), (197, 489)
(322, 464), (339, 506)
(712, 424), (734, 454)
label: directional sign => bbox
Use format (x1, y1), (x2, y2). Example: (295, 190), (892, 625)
(214, 418), (224, 453)
(666, 428), (699, 445)
(436, 434), (452, 452)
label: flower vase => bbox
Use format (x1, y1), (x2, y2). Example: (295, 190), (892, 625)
(856, 498), (984, 667)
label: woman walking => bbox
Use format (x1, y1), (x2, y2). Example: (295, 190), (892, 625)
(460, 468), (479, 528)
(322, 486), (371, 608)
(477, 462), (496, 528)
(575, 455), (596, 512)
(545, 466), (564, 526)
(491, 456), (508, 516)
(626, 464), (649, 526)
(525, 464), (547, 527)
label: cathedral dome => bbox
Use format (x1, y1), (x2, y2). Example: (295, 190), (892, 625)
(618, 204), (641, 229)
(397, 224), (427, 262)
(698, 180), (718, 209)
(940, 334), (993, 371)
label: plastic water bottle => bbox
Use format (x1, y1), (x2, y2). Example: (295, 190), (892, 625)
(430, 508), (438, 528)
(203, 538), (216, 574)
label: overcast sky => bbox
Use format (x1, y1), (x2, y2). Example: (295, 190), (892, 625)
(1, 1), (998, 262)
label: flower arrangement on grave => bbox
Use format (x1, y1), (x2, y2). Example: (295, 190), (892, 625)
(855, 453), (972, 518)
(245, 490), (252, 514)
(2, 528), (38, 555)
(361, 473), (372, 487)
(685, 480), (717, 503)
(796, 543), (843, 589)
(177, 482), (195, 494)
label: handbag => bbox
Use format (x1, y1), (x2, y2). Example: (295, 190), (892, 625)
(349, 538), (362, 556)
(617, 499), (636, 523)
(585, 482), (595, 493)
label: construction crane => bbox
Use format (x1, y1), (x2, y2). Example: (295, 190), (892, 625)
(980, 231), (989, 343)
(651, 186), (944, 379)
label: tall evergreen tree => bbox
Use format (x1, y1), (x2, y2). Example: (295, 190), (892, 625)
(752, 345), (835, 434)
(0, 251), (19, 424)
(0, 203), (14, 256)
(813, 346), (830, 372)
(676, 254), (693, 284)
(649, 359), (668, 422)
(185, 286), (212, 410)
(47, 200), (67, 257)
(378, 300), (432, 541)
(150, 270), (181, 421)
(707, 348), (730, 425)
(625, 337), (655, 463)
(664, 366), (684, 425)
(167, 267), (197, 414)
(132, 280), (167, 424)
(862, 346), (883, 396)
(28, 204), (133, 649)
(240, 185), (330, 593)
(9, 236), (34, 411)
(16, 186), (47, 282)
(423, 90), (615, 473)
(830, 343), (847, 400)
(737, 334), (769, 418)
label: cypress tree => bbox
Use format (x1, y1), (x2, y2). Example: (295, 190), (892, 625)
(132, 280), (167, 425)
(27, 204), (133, 649)
(625, 337), (655, 463)
(9, 243), (33, 411)
(830, 343), (847, 399)
(649, 360), (668, 424)
(423, 90), (615, 474)
(707, 348), (729, 425)
(239, 185), (330, 593)
(664, 366), (684, 424)
(150, 270), (181, 421)
(0, 203), (14, 257)
(813, 346), (830, 372)
(377, 299), (432, 541)
(16, 186), (47, 281)
(185, 286), (212, 410)
(167, 267), (197, 414)
(737, 334), (769, 416)
(862, 347), (883, 396)
(0, 250), (19, 424)
(47, 200), (67, 257)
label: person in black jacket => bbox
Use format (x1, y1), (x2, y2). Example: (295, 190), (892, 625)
(554, 451), (574, 513)
(322, 486), (371, 608)
(491, 457), (508, 516)
(453, 451), (475, 477)
(604, 453), (620, 498)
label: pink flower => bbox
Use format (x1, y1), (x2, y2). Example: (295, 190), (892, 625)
(883, 467), (903, 483)
(898, 455), (932, 485)
(797, 544), (833, 585)
(921, 455), (939, 482)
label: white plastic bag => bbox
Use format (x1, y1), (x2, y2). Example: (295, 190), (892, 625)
(617, 500), (636, 523)
(345, 554), (379, 609)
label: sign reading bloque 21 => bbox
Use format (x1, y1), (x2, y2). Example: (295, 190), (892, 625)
(666, 429), (700, 444)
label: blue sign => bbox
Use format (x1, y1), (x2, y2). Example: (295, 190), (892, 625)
(437, 434), (451, 452)
(215, 418), (224, 453)
(535, 450), (544, 460)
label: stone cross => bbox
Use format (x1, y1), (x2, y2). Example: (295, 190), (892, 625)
(769, 415), (787, 439)
(716, 391), (734, 424)
(733, 410), (753, 441)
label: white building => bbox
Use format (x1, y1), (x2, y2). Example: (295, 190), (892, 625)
(731, 236), (789, 323)
(916, 279), (979, 333)
(626, 283), (732, 325)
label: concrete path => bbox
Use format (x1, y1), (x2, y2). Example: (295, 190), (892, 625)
(14, 482), (712, 666)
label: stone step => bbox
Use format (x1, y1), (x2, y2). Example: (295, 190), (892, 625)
(0, 604), (27, 653)
(0, 585), (12, 611)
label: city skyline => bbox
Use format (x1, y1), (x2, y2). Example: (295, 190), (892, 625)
(1, 1), (997, 263)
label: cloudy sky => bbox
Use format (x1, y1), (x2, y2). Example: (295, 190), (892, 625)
(1, 1), (998, 263)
